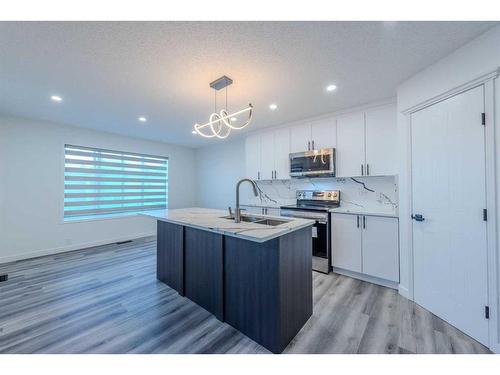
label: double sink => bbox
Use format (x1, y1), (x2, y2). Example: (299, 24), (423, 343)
(221, 214), (290, 227)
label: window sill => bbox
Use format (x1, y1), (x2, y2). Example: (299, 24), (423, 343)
(62, 209), (165, 224)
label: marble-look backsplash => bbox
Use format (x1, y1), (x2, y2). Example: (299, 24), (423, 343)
(242, 176), (398, 215)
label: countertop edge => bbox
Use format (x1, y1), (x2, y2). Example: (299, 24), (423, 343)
(140, 212), (314, 243)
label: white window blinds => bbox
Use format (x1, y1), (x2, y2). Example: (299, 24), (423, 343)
(64, 145), (168, 220)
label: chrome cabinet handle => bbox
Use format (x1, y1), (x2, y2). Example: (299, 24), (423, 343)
(357, 216), (360, 228)
(363, 216), (366, 229)
(308, 141), (311, 151)
(258, 171), (260, 180)
(361, 164), (364, 176)
(366, 164), (370, 176)
(312, 140), (315, 150)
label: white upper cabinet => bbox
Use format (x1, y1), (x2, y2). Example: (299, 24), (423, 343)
(245, 127), (290, 181)
(336, 112), (365, 177)
(246, 103), (397, 180)
(290, 119), (336, 153)
(365, 104), (397, 176)
(310, 118), (336, 150)
(273, 127), (290, 180)
(245, 134), (261, 180)
(362, 216), (399, 282)
(259, 130), (275, 180)
(290, 124), (311, 153)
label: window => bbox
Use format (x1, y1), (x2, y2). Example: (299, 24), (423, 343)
(64, 144), (168, 221)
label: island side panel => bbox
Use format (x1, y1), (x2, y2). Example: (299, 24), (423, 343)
(184, 227), (224, 321)
(157, 220), (184, 295)
(224, 236), (281, 353)
(278, 226), (313, 351)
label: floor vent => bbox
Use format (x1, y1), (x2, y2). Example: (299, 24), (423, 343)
(0, 274), (8, 282)
(116, 240), (133, 245)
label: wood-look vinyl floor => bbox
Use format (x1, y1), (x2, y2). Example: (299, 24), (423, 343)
(0, 237), (491, 354)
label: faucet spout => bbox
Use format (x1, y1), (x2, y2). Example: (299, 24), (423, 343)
(235, 178), (259, 223)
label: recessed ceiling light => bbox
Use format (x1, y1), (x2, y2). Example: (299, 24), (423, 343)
(192, 130), (197, 135)
(269, 103), (278, 111)
(138, 117), (147, 123)
(230, 117), (238, 122)
(51, 95), (62, 102)
(326, 84), (337, 92)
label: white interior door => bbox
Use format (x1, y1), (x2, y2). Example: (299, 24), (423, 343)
(336, 112), (365, 177)
(411, 85), (489, 345)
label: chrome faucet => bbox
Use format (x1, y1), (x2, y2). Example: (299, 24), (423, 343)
(235, 178), (259, 223)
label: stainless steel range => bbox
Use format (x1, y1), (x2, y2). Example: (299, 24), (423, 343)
(280, 190), (340, 274)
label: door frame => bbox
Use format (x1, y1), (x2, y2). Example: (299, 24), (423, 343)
(401, 68), (499, 352)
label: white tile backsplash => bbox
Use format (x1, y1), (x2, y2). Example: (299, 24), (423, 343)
(243, 176), (398, 215)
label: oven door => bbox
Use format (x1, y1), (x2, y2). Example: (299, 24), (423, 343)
(280, 209), (331, 274)
(289, 149), (335, 177)
(311, 220), (330, 274)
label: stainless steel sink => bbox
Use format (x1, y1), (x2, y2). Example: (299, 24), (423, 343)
(220, 215), (290, 226)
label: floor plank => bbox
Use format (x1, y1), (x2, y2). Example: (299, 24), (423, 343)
(0, 237), (491, 354)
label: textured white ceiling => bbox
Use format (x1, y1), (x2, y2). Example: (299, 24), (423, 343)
(0, 21), (497, 147)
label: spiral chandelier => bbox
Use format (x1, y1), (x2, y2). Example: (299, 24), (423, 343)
(193, 76), (253, 139)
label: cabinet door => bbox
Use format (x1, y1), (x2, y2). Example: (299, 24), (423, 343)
(331, 213), (362, 272)
(260, 131), (275, 180)
(273, 127), (290, 180)
(290, 124), (311, 153)
(336, 112), (365, 177)
(365, 104), (397, 176)
(362, 216), (399, 282)
(266, 208), (280, 216)
(310, 118), (336, 150)
(245, 134), (261, 180)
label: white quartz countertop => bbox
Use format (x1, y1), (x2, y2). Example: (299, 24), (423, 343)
(140, 208), (314, 243)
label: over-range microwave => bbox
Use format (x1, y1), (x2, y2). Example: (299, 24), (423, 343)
(289, 148), (336, 178)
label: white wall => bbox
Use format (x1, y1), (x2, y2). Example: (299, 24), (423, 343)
(195, 139), (246, 209)
(397, 24), (500, 352)
(0, 115), (197, 263)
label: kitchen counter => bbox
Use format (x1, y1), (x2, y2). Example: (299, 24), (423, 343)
(145, 207), (314, 353)
(141, 207), (314, 243)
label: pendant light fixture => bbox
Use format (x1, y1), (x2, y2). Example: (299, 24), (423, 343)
(193, 76), (253, 139)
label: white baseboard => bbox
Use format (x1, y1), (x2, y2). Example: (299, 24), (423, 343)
(0, 232), (156, 264)
(331, 267), (399, 290)
(398, 284), (411, 299)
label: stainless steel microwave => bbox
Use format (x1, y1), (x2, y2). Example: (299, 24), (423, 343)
(289, 148), (336, 177)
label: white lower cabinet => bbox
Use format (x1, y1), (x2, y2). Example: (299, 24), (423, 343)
(362, 216), (399, 282)
(331, 213), (399, 284)
(331, 214), (362, 272)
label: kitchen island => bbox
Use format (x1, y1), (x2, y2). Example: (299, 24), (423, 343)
(142, 208), (314, 353)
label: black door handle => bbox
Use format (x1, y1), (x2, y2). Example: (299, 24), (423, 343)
(411, 214), (425, 222)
